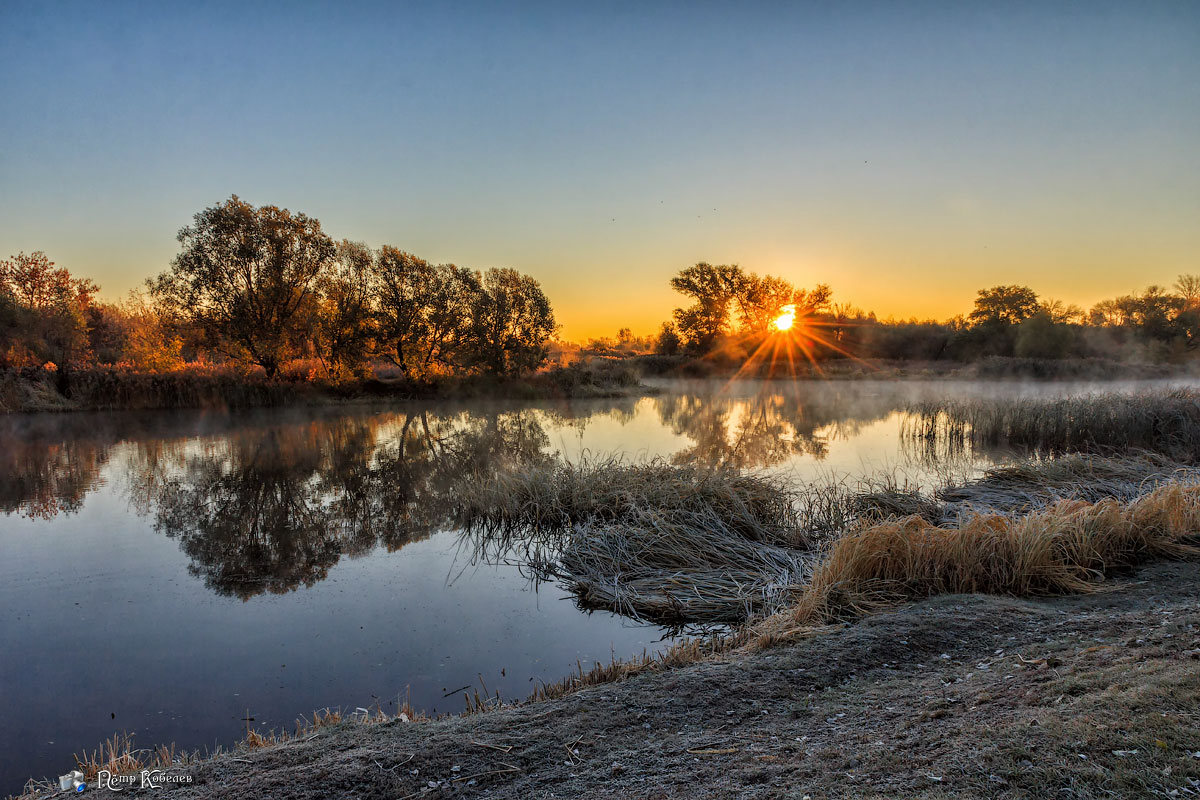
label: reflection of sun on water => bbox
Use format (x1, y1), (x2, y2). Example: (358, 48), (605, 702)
(772, 304), (796, 331)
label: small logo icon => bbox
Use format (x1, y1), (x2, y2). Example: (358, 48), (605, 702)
(58, 770), (86, 793)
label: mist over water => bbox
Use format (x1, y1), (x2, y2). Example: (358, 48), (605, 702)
(1, 378), (1195, 791)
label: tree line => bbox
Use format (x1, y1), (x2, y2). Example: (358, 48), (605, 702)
(651, 262), (1200, 364)
(5, 213), (1199, 379)
(1, 196), (556, 379)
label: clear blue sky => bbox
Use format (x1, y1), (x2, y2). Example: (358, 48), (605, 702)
(2, 1), (1197, 338)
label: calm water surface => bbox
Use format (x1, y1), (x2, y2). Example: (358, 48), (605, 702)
(1, 378), (1191, 790)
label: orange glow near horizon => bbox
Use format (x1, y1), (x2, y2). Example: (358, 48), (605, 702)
(720, 309), (874, 384)
(771, 304), (797, 332)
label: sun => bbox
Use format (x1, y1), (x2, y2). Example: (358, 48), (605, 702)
(772, 304), (796, 332)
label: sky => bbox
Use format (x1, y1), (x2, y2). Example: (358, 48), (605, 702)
(1, 1), (1197, 340)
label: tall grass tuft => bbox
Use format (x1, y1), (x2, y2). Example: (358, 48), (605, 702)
(67, 732), (195, 788)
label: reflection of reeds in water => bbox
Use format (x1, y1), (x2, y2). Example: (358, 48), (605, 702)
(904, 389), (1200, 458)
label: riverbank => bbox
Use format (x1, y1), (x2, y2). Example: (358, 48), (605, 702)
(4, 356), (1195, 415)
(0, 361), (645, 414)
(19, 558), (1198, 799)
(634, 353), (1193, 382)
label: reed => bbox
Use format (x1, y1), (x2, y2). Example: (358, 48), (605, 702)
(904, 388), (1200, 457)
(68, 732), (195, 787)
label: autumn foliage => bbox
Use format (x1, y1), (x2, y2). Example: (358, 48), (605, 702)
(1, 196), (558, 384)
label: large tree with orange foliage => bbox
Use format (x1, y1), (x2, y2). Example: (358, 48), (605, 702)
(150, 196), (336, 377)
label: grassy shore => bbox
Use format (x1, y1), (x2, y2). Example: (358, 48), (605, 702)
(456, 450), (1200, 625)
(5, 355), (1193, 414)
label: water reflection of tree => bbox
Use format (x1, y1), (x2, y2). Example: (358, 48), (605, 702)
(0, 417), (115, 518)
(140, 411), (553, 599)
(654, 386), (906, 468)
(1, 387), (943, 597)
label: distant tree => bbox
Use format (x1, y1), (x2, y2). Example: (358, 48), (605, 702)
(1015, 311), (1075, 359)
(585, 327), (654, 355)
(655, 322), (682, 356)
(968, 285), (1040, 327)
(116, 290), (184, 371)
(1038, 299), (1084, 325)
(150, 196), (335, 377)
(410, 264), (482, 376)
(1126, 286), (1184, 341)
(1089, 298), (1126, 327)
(0, 292), (25, 367)
(84, 303), (132, 364)
(373, 246), (434, 376)
(670, 263), (746, 351)
(465, 268), (556, 376)
(583, 335), (615, 354)
(793, 284), (833, 316)
(0, 251), (98, 367)
(1175, 274), (1200, 308)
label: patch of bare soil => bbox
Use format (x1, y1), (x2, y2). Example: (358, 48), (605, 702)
(40, 561), (1200, 799)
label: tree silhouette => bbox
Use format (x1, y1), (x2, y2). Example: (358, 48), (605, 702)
(968, 285), (1040, 326)
(670, 262), (744, 351)
(465, 268), (557, 376)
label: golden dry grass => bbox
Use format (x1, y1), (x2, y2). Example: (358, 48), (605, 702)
(67, 732), (194, 787)
(754, 482), (1200, 643)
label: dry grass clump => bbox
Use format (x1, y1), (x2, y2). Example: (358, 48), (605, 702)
(848, 488), (943, 525)
(458, 459), (811, 623)
(832, 453), (1198, 533)
(905, 388), (1200, 457)
(57, 732), (194, 790)
(455, 457), (802, 545)
(755, 482), (1200, 642)
(559, 506), (811, 623)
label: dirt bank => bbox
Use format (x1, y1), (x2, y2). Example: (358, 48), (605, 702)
(33, 559), (1199, 799)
